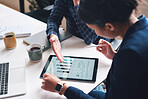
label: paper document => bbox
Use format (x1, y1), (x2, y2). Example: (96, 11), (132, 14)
(44, 5), (54, 10)
(0, 25), (32, 39)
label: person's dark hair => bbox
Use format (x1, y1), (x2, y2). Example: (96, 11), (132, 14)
(78, 0), (139, 27)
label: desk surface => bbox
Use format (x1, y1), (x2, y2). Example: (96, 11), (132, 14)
(0, 4), (112, 99)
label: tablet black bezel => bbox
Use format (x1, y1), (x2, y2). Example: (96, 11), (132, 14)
(40, 55), (99, 82)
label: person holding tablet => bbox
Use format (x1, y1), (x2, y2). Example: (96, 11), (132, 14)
(42, 0), (148, 99)
(46, 0), (111, 62)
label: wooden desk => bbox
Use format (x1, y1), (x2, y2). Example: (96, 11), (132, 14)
(0, 4), (112, 99)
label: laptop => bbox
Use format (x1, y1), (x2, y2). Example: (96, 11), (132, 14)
(23, 28), (73, 51)
(0, 59), (26, 98)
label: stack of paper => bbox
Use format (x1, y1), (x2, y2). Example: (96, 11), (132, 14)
(0, 25), (32, 39)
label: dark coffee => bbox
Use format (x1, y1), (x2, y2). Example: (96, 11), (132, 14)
(30, 47), (40, 51)
(5, 35), (14, 38)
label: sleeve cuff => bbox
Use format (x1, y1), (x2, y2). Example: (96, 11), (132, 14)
(47, 31), (58, 40)
(64, 86), (95, 99)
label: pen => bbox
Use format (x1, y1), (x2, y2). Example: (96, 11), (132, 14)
(87, 44), (106, 48)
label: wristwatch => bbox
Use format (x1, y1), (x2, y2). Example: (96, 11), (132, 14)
(55, 82), (63, 93)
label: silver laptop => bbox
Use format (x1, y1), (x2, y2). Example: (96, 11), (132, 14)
(0, 60), (26, 98)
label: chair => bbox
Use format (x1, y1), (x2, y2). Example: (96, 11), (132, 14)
(19, 0), (25, 13)
(19, 0), (54, 23)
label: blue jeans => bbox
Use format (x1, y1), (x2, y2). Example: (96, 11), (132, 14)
(88, 85), (106, 99)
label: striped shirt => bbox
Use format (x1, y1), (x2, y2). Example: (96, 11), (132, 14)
(46, 0), (110, 44)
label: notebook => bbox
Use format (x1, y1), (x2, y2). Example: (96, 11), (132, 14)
(0, 25), (31, 39)
(23, 28), (72, 51)
(0, 60), (26, 98)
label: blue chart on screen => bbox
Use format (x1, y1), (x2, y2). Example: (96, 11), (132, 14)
(41, 55), (99, 82)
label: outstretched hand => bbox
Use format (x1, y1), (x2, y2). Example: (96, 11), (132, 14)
(73, 0), (80, 6)
(96, 39), (116, 59)
(49, 34), (64, 62)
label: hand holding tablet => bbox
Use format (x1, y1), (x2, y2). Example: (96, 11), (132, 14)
(40, 55), (99, 82)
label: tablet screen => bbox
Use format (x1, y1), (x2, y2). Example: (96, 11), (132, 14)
(40, 55), (99, 82)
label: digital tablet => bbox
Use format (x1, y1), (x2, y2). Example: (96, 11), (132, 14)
(40, 55), (99, 82)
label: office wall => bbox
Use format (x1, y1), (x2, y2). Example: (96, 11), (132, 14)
(0, 0), (30, 12)
(0, 0), (66, 29)
(1, 0), (148, 17)
(1, 0), (147, 31)
(136, 0), (148, 17)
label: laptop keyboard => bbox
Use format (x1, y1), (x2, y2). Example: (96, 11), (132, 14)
(0, 63), (9, 95)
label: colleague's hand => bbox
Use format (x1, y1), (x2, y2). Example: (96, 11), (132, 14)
(50, 34), (64, 62)
(96, 39), (116, 59)
(73, 0), (80, 6)
(41, 73), (61, 92)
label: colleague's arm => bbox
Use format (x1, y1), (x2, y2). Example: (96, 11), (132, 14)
(41, 73), (95, 99)
(46, 0), (66, 62)
(64, 86), (95, 99)
(46, 0), (66, 37)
